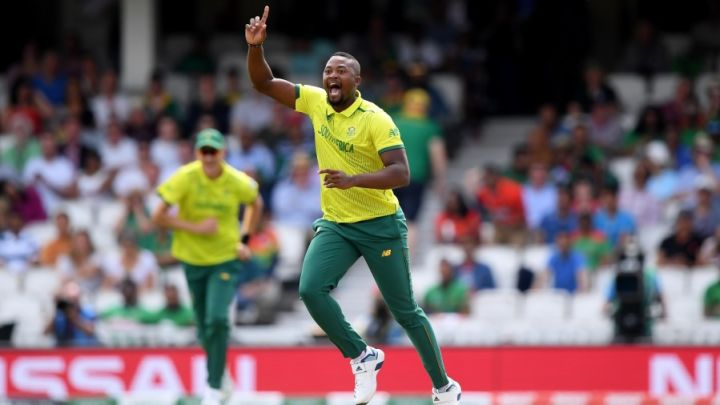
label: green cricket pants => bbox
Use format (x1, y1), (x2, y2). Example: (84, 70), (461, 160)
(183, 259), (254, 389)
(299, 210), (449, 388)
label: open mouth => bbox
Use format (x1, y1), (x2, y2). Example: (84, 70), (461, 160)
(328, 83), (341, 98)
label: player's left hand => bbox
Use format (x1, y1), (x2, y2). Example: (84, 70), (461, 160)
(319, 169), (356, 189)
(237, 243), (252, 261)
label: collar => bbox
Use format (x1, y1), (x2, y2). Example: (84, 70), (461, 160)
(326, 90), (363, 117)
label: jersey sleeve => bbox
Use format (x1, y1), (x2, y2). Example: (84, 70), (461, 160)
(370, 112), (405, 155)
(156, 168), (188, 205)
(235, 171), (260, 204)
(294, 84), (326, 115)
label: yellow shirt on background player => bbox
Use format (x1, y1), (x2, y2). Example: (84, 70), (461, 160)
(295, 84), (405, 223)
(156, 161), (259, 265)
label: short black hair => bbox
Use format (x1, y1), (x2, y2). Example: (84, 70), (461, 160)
(330, 51), (361, 75)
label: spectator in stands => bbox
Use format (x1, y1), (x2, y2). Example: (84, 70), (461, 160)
(378, 73), (407, 117)
(185, 74), (229, 135)
(76, 149), (114, 203)
(59, 116), (92, 170)
(568, 123), (604, 170)
(271, 152), (321, 235)
(572, 212), (612, 272)
(435, 188), (481, 244)
(2, 77), (48, 134)
(619, 161), (663, 227)
(662, 77), (700, 131)
(704, 80), (720, 140)
(99, 120), (139, 171)
(503, 144), (531, 183)
(91, 69), (130, 129)
(100, 278), (150, 324)
(32, 50), (67, 107)
(454, 237), (495, 291)
(397, 25), (443, 71)
(620, 20), (670, 77)
(79, 55), (100, 96)
(141, 284), (194, 327)
(227, 124), (276, 199)
(593, 182), (636, 248)
(645, 140), (680, 201)
(112, 140), (157, 198)
(700, 226), (720, 267)
(224, 67), (243, 106)
(124, 107), (154, 142)
(39, 212), (73, 267)
(588, 100), (623, 151)
(64, 77), (95, 129)
(116, 190), (174, 267)
(574, 64), (618, 112)
(22, 132), (77, 214)
(665, 126), (693, 169)
(175, 34), (216, 75)
(56, 229), (102, 294)
(393, 88), (447, 250)
(537, 230), (588, 294)
(621, 106), (666, 153)
(526, 127), (554, 166)
(230, 89), (274, 134)
(3, 115), (40, 176)
(274, 113), (315, 175)
(536, 103), (564, 139)
(476, 165), (526, 244)
(688, 175), (720, 239)
(658, 210), (703, 267)
(46, 280), (96, 347)
(522, 162), (557, 233)
(0, 211), (39, 274)
(142, 70), (180, 124)
(5, 42), (39, 94)
(150, 117), (182, 181)
(423, 258), (469, 314)
(101, 231), (159, 292)
(677, 136), (720, 199)
(572, 179), (599, 213)
(703, 267), (720, 318)
(539, 186), (578, 244)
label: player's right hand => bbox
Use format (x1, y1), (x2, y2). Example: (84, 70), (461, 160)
(195, 218), (218, 235)
(245, 5), (269, 46)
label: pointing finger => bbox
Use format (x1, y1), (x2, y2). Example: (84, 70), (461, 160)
(261, 5), (270, 23)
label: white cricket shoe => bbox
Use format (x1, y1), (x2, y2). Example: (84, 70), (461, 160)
(351, 347), (385, 404)
(201, 386), (223, 405)
(431, 377), (462, 404)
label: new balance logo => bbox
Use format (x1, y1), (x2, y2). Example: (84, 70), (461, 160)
(356, 366), (363, 372)
(381, 249), (392, 257)
(434, 396), (440, 402)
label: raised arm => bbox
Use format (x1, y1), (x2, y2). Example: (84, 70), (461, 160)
(245, 5), (297, 109)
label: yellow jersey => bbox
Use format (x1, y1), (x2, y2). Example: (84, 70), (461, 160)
(156, 160), (258, 266)
(295, 84), (405, 223)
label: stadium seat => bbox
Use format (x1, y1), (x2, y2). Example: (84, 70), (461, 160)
(570, 292), (606, 321)
(0, 133), (14, 154)
(471, 289), (520, 323)
(161, 266), (192, 305)
(93, 289), (124, 313)
(166, 74), (193, 107)
(0, 293), (50, 347)
(422, 244), (464, 270)
(90, 226), (120, 254)
(23, 267), (62, 311)
(637, 224), (670, 258)
(139, 289), (166, 311)
(695, 72), (718, 110)
(607, 73), (647, 113)
(219, 52), (247, 75)
(0, 271), (20, 296)
(429, 73), (464, 121)
(690, 267), (717, 298)
(650, 73), (680, 104)
(657, 268), (689, 298)
(116, 392), (180, 405)
(272, 224), (308, 281)
(520, 245), (551, 273)
(22, 221), (56, 246)
(97, 200), (127, 230)
(453, 320), (502, 346)
(667, 295), (703, 323)
(227, 392), (285, 405)
(327, 391), (389, 405)
(690, 320), (720, 345)
(62, 199), (95, 229)
(478, 245), (520, 289)
(521, 289), (570, 323)
(609, 157), (635, 189)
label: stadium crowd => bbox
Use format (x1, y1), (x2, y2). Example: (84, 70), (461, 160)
(2, 1), (720, 347)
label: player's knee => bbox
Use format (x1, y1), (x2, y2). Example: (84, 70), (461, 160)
(204, 316), (229, 336)
(392, 308), (425, 329)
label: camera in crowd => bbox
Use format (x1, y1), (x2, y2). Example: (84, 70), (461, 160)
(613, 239), (647, 342)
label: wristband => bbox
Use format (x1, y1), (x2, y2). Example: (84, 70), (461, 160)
(248, 43), (263, 48)
(241, 234), (251, 244)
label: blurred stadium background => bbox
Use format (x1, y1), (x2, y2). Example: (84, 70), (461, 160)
(3, 0), (720, 403)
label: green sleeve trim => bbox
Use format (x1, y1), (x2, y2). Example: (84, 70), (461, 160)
(294, 84), (301, 99)
(378, 145), (405, 155)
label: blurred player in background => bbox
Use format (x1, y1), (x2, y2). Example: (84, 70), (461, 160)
(245, 6), (461, 405)
(152, 128), (263, 405)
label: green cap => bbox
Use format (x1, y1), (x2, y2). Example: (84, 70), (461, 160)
(195, 128), (225, 150)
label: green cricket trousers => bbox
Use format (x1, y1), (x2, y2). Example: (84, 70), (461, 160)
(183, 259), (255, 389)
(299, 210), (449, 388)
